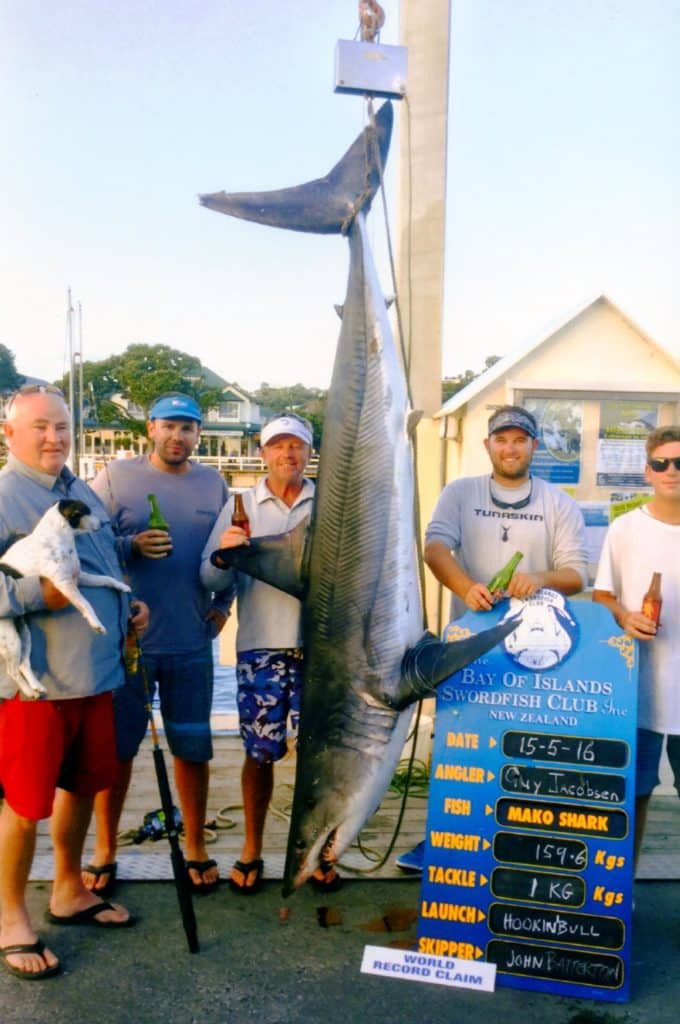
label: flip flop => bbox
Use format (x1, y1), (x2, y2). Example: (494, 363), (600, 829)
(186, 858), (220, 895)
(46, 900), (136, 928)
(228, 858), (264, 895)
(309, 867), (343, 893)
(0, 939), (61, 981)
(82, 861), (117, 899)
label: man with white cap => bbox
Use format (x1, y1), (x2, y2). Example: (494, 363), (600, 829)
(201, 412), (337, 893)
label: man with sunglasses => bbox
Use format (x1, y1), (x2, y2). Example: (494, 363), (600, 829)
(594, 425), (680, 868)
(81, 392), (230, 898)
(0, 385), (143, 980)
(397, 404), (588, 872)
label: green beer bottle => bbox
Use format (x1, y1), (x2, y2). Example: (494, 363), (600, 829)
(147, 493), (171, 556)
(487, 550), (523, 595)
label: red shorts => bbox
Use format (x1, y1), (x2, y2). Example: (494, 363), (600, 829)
(0, 691), (117, 820)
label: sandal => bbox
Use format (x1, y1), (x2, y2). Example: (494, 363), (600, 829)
(186, 858), (220, 895)
(82, 861), (117, 900)
(0, 940), (61, 981)
(228, 858), (264, 895)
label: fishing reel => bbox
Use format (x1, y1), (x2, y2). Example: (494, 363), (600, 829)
(133, 805), (182, 844)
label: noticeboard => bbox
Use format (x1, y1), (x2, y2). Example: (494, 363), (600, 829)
(416, 591), (638, 1003)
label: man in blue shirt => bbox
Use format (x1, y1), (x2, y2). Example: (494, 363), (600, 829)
(82, 393), (229, 897)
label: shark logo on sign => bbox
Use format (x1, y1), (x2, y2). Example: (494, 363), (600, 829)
(501, 589), (578, 670)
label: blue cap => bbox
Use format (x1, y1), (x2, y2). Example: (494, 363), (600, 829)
(148, 394), (202, 422)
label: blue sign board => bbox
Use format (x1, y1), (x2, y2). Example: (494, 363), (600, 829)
(416, 592), (638, 1003)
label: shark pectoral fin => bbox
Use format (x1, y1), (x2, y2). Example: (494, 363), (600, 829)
(209, 517), (310, 600)
(390, 616), (521, 711)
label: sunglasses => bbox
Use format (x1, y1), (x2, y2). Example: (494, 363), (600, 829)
(648, 457), (680, 473)
(5, 384), (64, 413)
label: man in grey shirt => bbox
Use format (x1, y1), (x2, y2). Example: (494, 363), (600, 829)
(396, 404), (588, 872)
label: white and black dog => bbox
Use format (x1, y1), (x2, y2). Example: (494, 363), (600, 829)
(0, 499), (130, 700)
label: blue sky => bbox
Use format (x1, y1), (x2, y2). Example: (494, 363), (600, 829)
(1, 1), (678, 392)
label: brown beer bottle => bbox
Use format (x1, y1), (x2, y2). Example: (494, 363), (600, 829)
(641, 572), (662, 627)
(231, 493), (251, 537)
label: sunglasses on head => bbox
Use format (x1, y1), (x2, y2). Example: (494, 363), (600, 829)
(648, 456), (680, 473)
(5, 384), (64, 413)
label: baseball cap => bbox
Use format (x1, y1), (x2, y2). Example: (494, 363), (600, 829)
(488, 406), (538, 439)
(260, 413), (313, 448)
(148, 393), (202, 422)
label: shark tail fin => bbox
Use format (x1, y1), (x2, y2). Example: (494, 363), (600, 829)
(199, 101), (393, 236)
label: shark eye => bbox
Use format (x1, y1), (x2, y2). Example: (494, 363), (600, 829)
(295, 839), (306, 851)
(305, 797), (316, 810)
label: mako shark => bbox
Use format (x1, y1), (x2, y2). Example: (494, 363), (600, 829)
(200, 101), (518, 894)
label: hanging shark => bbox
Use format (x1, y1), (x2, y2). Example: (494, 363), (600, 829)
(200, 101), (518, 894)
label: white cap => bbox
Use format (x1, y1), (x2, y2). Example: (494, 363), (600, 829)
(260, 415), (313, 448)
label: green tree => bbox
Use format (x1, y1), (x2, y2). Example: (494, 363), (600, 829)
(253, 382), (327, 448)
(441, 355), (501, 403)
(0, 344), (24, 391)
(59, 344), (224, 435)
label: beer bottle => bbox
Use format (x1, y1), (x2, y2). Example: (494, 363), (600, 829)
(147, 493), (171, 556)
(487, 550), (523, 595)
(231, 492), (251, 537)
(641, 572), (662, 627)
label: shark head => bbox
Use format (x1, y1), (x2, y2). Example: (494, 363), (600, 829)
(282, 705), (412, 896)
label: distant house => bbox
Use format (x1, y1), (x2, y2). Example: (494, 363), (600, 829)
(77, 373), (266, 462)
(200, 382), (263, 457)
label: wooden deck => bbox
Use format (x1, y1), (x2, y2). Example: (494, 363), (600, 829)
(31, 728), (432, 883)
(29, 723), (680, 884)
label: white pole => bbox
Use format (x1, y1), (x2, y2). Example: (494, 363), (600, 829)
(66, 288), (75, 470)
(78, 302), (85, 468)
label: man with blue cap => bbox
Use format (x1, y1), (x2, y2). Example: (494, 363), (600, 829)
(82, 392), (230, 896)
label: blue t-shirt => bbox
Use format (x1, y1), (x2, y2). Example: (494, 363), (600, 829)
(92, 456), (229, 654)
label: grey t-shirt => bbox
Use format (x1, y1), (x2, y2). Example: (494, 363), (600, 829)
(425, 474), (588, 620)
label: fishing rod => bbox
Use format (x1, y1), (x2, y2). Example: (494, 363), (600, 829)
(131, 632), (199, 954)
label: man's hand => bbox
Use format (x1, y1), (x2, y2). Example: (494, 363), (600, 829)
(205, 608), (227, 634)
(504, 572), (542, 600)
(463, 582), (495, 611)
(132, 529), (173, 559)
(129, 600), (150, 635)
(218, 525), (249, 548)
(618, 608), (657, 641)
(40, 578), (70, 610)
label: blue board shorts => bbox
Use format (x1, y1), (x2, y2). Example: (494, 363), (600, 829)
(636, 728), (680, 796)
(114, 644), (214, 763)
(236, 648), (303, 763)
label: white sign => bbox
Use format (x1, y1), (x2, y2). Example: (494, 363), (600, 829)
(360, 945), (496, 991)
